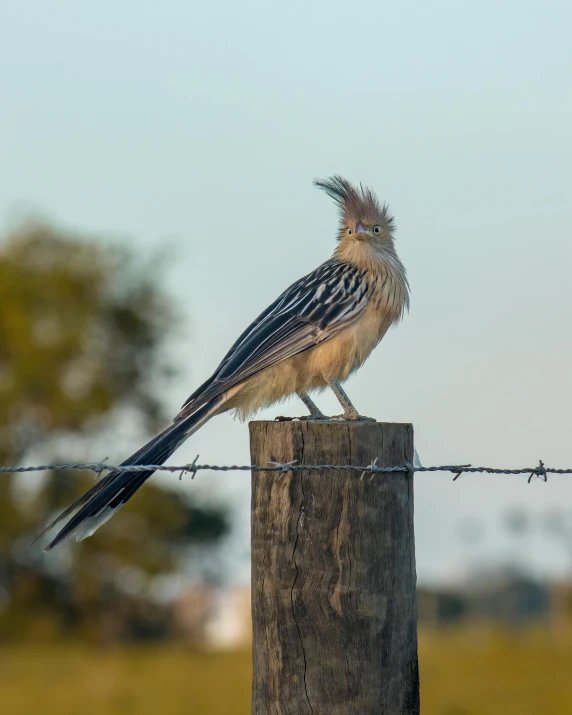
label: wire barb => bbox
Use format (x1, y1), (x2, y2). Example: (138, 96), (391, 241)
(179, 454), (200, 481)
(267, 460), (298, 477)
(528, 460), (547, 484)
(452, 464), (472, 481)
(94, 456), (108, 481)
(359, 457), (378, 481)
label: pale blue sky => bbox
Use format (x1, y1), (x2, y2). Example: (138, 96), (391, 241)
(1, 0), (571, 583)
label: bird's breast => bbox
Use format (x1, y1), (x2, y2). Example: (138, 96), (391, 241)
(307, 304), (389, 380)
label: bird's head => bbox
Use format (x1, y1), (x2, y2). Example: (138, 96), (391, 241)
(314, 175), (396, 260)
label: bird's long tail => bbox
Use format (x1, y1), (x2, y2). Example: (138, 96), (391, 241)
(37, 395), (226, 551)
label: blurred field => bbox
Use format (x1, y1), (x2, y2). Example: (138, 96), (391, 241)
(0, 644), (251, 715)
(1, 626), (571, 714)
(418, 624), (572, 714)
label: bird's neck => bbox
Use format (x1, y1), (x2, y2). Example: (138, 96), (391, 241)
(334, 240), (402, 276)
(334, 241), (410, 318)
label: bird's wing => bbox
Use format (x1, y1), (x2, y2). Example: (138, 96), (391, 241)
(179, 259), (370, 414)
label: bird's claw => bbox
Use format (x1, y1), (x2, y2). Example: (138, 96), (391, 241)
(275, 414), (330, 422)
(329, 413), (376, 422)
(275, 414), (376, 423)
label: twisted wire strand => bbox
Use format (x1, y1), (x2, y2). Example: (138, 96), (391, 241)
(0, 460), (568, 482)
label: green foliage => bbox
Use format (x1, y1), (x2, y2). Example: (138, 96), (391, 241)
(0, 220), (229, 641)
(0, 220), (173, 463)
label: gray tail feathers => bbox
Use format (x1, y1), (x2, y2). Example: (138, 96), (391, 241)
(37, 396), (223, 551)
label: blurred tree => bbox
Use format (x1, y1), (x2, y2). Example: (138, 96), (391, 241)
(0, 220), (229, 642)
(503, 508), (531, 537)
(0, 219), (173, 463)
(543, 509), (572, 574)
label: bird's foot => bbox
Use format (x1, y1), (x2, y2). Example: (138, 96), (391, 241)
(275, 413), (376, 423)
(328, 412), (377, 422)
(275, 413), (330, 422)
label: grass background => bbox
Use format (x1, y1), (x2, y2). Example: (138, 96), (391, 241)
(1, 626), (571, 714)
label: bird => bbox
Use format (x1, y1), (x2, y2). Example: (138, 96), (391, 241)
(37, 175), (410, 550)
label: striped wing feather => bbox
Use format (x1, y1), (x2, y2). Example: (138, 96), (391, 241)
(179, 260), (370, 415)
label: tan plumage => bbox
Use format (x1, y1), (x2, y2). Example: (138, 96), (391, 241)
(229, 262), (408, 419)
(38, 175), (410, 549)
(228, 176), (409, 418)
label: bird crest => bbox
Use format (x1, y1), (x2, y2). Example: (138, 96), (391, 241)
(314, 175), (395, 233)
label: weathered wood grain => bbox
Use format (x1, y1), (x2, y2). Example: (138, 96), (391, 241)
(250, 420), (419, 715)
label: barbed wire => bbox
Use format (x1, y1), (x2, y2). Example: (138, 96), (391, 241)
(0, 458), (569, 482)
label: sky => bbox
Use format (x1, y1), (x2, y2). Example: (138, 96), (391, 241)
(1, 0), (571, 584)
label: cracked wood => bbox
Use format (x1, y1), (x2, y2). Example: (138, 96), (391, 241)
(250, 420), (420, 715)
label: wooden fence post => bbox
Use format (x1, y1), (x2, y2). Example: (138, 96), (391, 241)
(250, 420), (419, 715)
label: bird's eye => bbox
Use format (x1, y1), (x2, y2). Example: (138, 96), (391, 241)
(347, 228), (353, 235)
(373, 225), (381, 235)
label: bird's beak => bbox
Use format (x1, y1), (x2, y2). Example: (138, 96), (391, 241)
(354, 222), (367, 240)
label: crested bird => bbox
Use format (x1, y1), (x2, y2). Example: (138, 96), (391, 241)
(38, 176), (410, 550)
